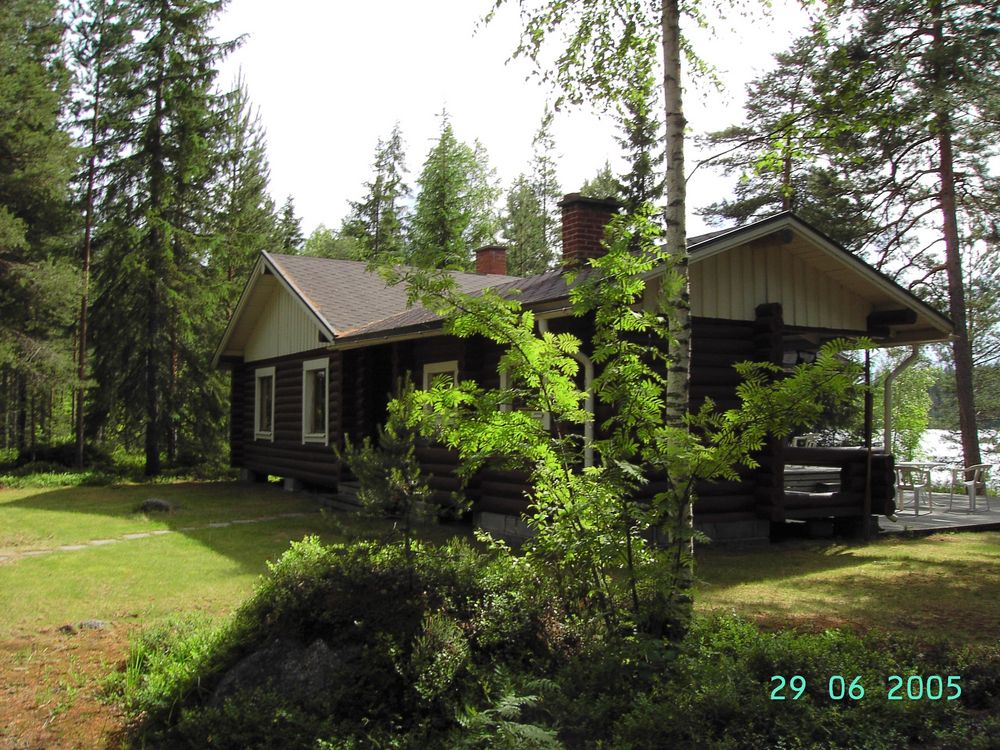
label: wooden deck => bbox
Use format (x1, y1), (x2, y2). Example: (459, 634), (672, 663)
(880, 492), (1000, 535)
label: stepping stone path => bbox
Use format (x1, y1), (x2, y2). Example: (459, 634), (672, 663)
(0, 511), (312, 564)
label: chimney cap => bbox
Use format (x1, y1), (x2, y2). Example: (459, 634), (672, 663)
(558, 192), (623, 211)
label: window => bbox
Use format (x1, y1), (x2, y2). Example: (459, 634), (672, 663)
(498, 366), (551, 430)
(422, 360), (459, 390)
(254, 366), (275, 440)
(302, 357), (329, 444)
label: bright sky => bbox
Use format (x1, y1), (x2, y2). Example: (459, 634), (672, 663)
(212, 1), (812, 239)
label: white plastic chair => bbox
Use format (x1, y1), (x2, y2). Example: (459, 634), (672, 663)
(895, 466), (931, 515)
(947, 464), (992, 512)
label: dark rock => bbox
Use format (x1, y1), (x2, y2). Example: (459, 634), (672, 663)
(210, 638), (361, 707)
(58, 623), (77, 635)
(137, 498), (174, 513)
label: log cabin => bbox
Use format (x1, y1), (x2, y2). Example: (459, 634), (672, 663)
(213, 194), (953, 541)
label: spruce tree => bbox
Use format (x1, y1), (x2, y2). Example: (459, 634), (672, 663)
(529, 107), (561, 259)
(342, 123), (409, 259)
(0, 0), (78, 452)
(410, 111), (500, 269)
(211, 74), (279, 312)
(88, 0), (235, 475)
(501, 175), (547, 275)
(274, 195), (304, 252)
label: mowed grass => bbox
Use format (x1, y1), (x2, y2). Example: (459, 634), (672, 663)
(695, 532), (1000, 645)
(0, 481), (463, 637)
(0, 481), (321, 553)
(3, 479), (999, 644)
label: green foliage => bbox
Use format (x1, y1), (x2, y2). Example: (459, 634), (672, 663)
(382, 207), (861, 643)
(119, 536), (570, 749)
(0, 0), (79, 449)
(501, 108), (563, 276)
(605, 617), (1000, 750)
(579, 161), (621, 201)
(502, 175), (549, 275)
(274, 195), (304, 252)
(302, 224), (363, 260)
(410, 110), (501, 269)
(874, 360), (934, 461)
(84, 0), (239, 475)
(341, 123), (409, 260)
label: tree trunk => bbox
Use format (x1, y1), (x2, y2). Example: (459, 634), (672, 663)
(660, 0), (690, 425)
(660, 0), (694, 637)
(144, 33), (167, 477)
(932, 2), (980, 468)
(77, 45), (103, 469)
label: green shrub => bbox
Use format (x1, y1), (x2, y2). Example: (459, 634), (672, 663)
(119, 536), (569, 749)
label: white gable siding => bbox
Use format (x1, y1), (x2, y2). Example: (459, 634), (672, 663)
(244, 286), (323, 362)
(689, 244), (870, 330)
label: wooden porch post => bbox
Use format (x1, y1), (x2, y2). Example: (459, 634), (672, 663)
(863, 350), (873, 541)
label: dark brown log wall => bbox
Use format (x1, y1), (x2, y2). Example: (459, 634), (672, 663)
(231, 349), (343, 487)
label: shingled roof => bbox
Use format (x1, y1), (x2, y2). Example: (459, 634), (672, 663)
(266, 253), (520, 338)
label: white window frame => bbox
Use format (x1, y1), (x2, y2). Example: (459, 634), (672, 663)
(254, 366), (276, 441)
(422, 360), (459, 390)
(301, 357), (329, 445)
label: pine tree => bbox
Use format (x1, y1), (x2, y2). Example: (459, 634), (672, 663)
(341, 123), (409, 259)
(88, 0), (235, 475)
(696, 36), (884, 253)
(410, 111), (500, 269)
(812, 0), (1000, 467)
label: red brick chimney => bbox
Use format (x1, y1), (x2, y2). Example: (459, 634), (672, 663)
(475, 245), (508, 275)
(559, 193), (621, 268)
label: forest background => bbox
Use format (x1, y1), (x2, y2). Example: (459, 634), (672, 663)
(1, 0), (997, 477)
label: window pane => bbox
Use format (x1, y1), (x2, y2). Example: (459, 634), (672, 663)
(258, 375), (273, 433)
(309, 369), (326, 434)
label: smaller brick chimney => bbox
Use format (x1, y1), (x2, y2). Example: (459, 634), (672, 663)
(475, 245), (508, 275)
(559, 193), (621, 268)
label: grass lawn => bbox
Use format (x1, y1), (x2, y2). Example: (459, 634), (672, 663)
(695, 532), (1000, 645)
(1, 479), (998, 748)
(0, 480), (462, 749)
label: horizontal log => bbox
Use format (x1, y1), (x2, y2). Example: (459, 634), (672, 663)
(477, 496), (531, 515)
(480, 480), (530, 499)
(691, 323), (757, 340)
(693, 337), (757, 355)
(691, 351), (751, 368)
(690, 367), (744, 387)
(693, 494), (756, 514)
(694, 511), (759, 524)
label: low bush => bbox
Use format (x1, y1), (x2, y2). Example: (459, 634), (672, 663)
(115, 538), (1000, 749)
(118, 536), (572, 749)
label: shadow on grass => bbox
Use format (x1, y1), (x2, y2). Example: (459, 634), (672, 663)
(0, 480), (468, 575)
(695, 533), (1000, 643)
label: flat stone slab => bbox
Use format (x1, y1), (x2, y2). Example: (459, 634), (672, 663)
(122, 533), (153, 540)
(58, 544), (88, 551)
(88, 539), (118, 546)
(207, 522), (231, 528)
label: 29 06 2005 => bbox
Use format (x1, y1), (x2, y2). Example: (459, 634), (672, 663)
(769, 675), (962, 701)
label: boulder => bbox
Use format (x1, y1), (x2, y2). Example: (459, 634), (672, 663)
(137, 498), (174, 513)
(210, 638), (360, 707)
